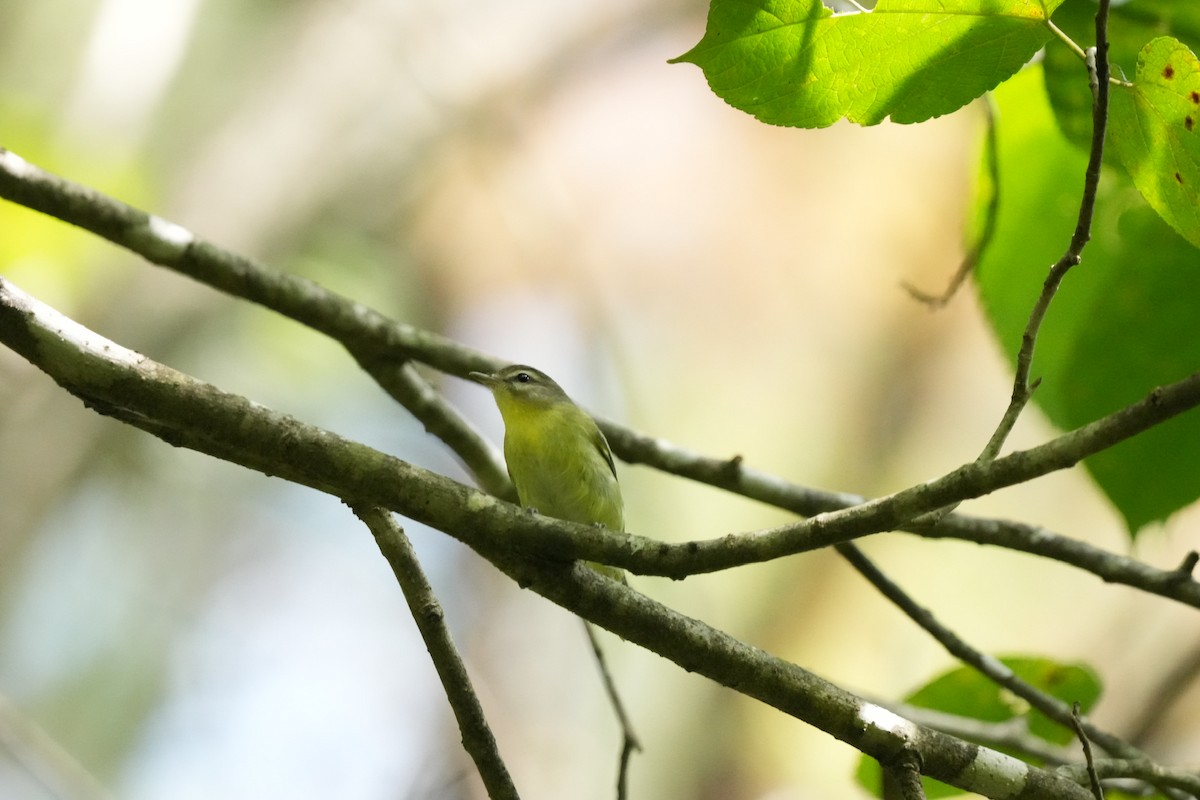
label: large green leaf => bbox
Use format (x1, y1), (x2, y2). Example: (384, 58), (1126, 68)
(1109, 37), (1200, 249)
(976, 66), (1200, 534)
(671, 0), (1064, 128)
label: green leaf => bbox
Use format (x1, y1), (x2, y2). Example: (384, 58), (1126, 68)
(1007, 658), (1102, 744)
(1043, 2), (1200, 246)
(898, 657), (1101, 747)
(1109, 37), (1200, 249)
(976, 65), (1200, 534)
(1044, 0), (1200, 154)
(670, 0), (1064, 128)
(855, 656), (1101, 798)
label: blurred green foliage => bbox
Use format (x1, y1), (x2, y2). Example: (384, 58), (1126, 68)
(976, 66), (1200, 534)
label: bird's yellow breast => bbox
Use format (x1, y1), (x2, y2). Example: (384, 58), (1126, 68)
(495, 396), (624, 533)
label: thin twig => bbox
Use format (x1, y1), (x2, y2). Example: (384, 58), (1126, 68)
(882, 752), (926, 800)
(1044, 19), (1133, 88)
(1046, 19), (1089, 62)
(904, 94), (999, 308)
(353, 506), (521, 800)
(911, 517), (1200, 609)
(1058, 758), (1200, 796)
(1071, 702), (1105, 800)
(978, 0), (1112, 464)
(582, 621), (641, 800)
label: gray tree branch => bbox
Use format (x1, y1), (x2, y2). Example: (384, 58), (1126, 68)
(0, 276), (1099, 800)
(353, 507), (521, 800)
(2, 149), (1199, 604)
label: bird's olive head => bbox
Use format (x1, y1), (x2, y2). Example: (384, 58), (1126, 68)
(469, 365), (571, 407)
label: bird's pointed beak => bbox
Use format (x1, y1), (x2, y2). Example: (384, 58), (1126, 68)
(468, 370), (497, 386)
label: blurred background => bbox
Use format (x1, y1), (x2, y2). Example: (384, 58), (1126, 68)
(1, 0), (1199, 798)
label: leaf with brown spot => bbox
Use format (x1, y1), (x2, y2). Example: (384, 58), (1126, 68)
(1043, 0), (1200, 157)
(1111, 36), (1200, 248)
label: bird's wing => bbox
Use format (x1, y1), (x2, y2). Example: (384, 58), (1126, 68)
(592, 426), (619, 482)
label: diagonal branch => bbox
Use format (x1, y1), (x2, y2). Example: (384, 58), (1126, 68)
(3, 148), (1199, 607)
(0, 147), (512, 499)
(606, 374), (1200, 578)
(1069, 703), (1105, 800)
(978, 0), (1112, 463)
(581, 621), (641, 800)
(0, 277), (1100, 800)
(353, 507), (521, 800)
(4, 274), (1200, 607)
(601, 412), (1200, 604)
(903, 94), (1001, 309)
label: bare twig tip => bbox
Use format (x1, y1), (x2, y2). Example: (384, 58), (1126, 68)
(721, 454), (745, 479)
(900, 279), (947, 309)
(1070, 701), (1105, 800)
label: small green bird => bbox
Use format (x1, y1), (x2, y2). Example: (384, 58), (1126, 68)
(470, 364), (626, 581)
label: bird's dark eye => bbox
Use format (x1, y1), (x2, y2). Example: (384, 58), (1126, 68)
(514, 372), (532, 384)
